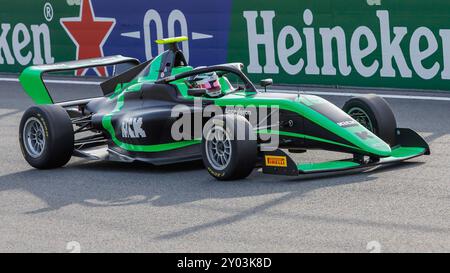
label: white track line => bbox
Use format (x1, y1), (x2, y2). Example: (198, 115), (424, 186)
(261, 89), (450, 102)
(2, 77), (450, 101)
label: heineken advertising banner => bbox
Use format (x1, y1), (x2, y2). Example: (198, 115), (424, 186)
(1, 0), (450, 91)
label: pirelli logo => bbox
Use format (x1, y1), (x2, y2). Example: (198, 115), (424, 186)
(265, 155), (288, 167)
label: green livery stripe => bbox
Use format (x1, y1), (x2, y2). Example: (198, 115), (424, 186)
(215, 95), (392, 157)
(137, 54), (162, 82)
(19, 67), (53, 104)
(297, 146), (425, 173)
(298, 161), (360, 173)
(257, 129), (361, 151)
(390, 146), (425, 158)
(102, 125), (200, 152)
(102, 83), (200, 153)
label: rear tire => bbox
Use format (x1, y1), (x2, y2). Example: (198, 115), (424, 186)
(202, 115), (257, 181)
(343, 94), (397, 146)
(19, 105), (74, 169)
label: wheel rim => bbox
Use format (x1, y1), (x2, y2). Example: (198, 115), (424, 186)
(205, 127), (232, 171)
(348, 107), (374, 132)
(23, 117), (46, 158)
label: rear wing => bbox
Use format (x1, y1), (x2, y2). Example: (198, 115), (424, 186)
(19, 55), (140, 105)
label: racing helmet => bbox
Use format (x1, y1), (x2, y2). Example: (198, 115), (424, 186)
(188, 72), (222, 97)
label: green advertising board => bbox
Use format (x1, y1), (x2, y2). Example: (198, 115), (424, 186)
(0, 1), (79, 73)
(228, 0), (450, 91)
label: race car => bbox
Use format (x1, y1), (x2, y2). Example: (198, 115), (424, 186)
(18, 36), (430, 180)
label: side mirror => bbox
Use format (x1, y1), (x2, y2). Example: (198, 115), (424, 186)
(260, 78), (273, 92)
(188, 88), (207, 97)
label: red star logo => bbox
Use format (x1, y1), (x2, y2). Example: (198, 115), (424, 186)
(60, 0), (115, 76)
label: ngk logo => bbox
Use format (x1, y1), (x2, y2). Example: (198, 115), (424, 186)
(121, 117), (147, 139)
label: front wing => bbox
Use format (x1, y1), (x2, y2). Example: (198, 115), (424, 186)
(262, 128), (430, 177)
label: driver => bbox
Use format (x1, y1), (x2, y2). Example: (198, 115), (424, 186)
(187, 72), (222, 97)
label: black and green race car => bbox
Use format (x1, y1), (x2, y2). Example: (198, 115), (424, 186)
(18, 36), (430, 180)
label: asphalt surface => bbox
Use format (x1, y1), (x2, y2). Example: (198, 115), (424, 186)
(0, 76), (449, 253)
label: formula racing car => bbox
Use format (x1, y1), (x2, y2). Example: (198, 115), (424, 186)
(18, 36), (430, 180)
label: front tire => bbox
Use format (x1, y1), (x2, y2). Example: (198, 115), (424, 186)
(202, 115), (257, 181)
(19, 105), (74, 169)
(343, 94), (397, 146)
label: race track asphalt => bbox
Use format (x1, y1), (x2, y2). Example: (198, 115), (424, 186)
(0, 75), (448, 253)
